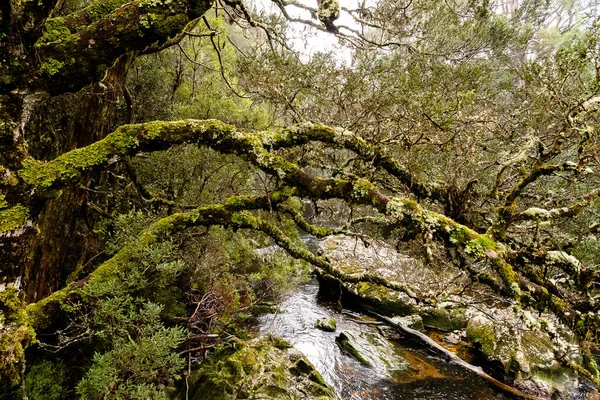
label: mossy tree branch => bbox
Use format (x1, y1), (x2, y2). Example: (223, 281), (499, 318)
(492, 161), (592, 239)
(267, 123), (447, 202)
(276, 202), (348, 238)
(24, 192), (421, 330)
(512, 188), (600, 223)
(15, 118), (593, 337)
(2, 0), (214, 95)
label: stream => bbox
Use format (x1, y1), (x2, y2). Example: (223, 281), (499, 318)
(256, 280), (511, 400)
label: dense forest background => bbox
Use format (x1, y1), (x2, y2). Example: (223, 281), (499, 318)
(1, 0), (600, 398)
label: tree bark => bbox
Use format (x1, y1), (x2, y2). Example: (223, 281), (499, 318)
(0, 0), (214, 300)
(23, 53), (135, 302)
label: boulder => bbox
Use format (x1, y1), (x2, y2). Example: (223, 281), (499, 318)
(466, 308), (585, 396)
(315, 235), (471, 330)
(389, 314), (424, 332)
(185, 336), (338, 400)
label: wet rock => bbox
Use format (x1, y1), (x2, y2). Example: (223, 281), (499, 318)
(314, 234), (595, 398)
(442, 332), (461, 345)
(389, 315), (424, 332)
(421, 306), (467, 331)
(335, 330), (408, 374)
(185, 336), (338, 400)
(315, 235), (472, 331)
(314, 318), (337, 332)
(466, 308), (585, 396)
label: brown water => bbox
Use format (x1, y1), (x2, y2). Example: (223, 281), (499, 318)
(257, 281), (513, 400)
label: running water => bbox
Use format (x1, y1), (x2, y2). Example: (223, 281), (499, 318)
(256, 280), (511, 400)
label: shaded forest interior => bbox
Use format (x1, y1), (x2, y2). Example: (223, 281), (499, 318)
(1, 0), (600, 399)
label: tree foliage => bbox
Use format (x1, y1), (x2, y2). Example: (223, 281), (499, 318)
(1, 0), (600, 398)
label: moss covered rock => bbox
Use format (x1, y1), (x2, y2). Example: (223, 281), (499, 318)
(466, 308), (585, 396)
(335, 330), (408, 374)
(185, 336), (337, 400)
(314, 318), (337, 332)
(316, 235), (470, 331)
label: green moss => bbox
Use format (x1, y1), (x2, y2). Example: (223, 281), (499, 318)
(336, 332), (372, 367)
(581, 347), (599, 379)
(352, 281), (415, 316)
(84, 0), (131, 21)
(266, 335), (293, 350)
(0, 287), (22, 318)
(314, 318), (337, 332)
(223, 196), (253, 208)
(465, 235), (497, 257)
(352, 179), (375, 201)
(38, 59), (65, 77)
(449, 225), (473, 244)
(466, 320), (496, 356)
(386, 197), (420, 219)
(0, 203), (29, 232)
(36, 18), (71, 45)
(0, 287), (36, 384)
(0, 324), (35, 386)
(475, 234), (497, 250)
(24, 361), (68, 400)
(19, 125), (140, 188)
(492, 259), (520, 296)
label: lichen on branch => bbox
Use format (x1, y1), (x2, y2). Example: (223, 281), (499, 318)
(14, 118), (595, 347)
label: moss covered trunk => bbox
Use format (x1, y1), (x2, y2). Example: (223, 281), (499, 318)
(23, 54), (134, 302)
(1, 0), (213, 298)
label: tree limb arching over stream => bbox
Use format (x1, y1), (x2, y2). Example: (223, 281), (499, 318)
(1, 0), (600, 398)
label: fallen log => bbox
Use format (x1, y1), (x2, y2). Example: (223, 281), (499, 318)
(374, 313), (542, 400)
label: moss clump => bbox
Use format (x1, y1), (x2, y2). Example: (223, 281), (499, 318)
(449, 225), (474, 244)
(36, 18), (71, 45)
(267, 335), (293, 350)
(314, 318), (337, 332)
(0, 195), (29, 232)
(0, 324), (35, 386)
(0, 205), (29, 232)
(465, 235), (498, 257)
(466, 319), (497, 356)
(0, 288), (36, 387)
(38, 59), (65, 76)
(186, 338), (336, 399)
(386, 197), (420, 219)
(24, 361), (68, 400)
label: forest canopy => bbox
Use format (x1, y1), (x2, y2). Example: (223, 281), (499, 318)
(1, 0), (600, 398)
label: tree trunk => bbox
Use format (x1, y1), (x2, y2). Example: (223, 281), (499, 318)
(22, 53), (135, 302)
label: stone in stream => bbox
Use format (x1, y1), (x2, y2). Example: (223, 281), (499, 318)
(389, 314), (424, 332)
(314, 317), (337, 332)
(315, 235), (468, 331)
(184, 336), (338, 399)
(315, 234), (597, 398)
(335, 330), (408, 374)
